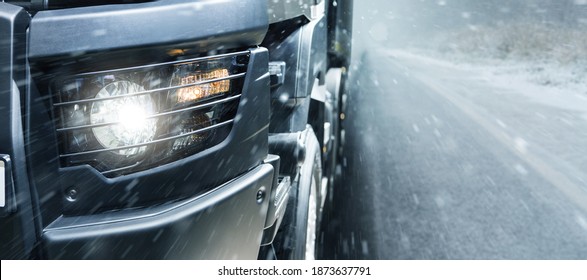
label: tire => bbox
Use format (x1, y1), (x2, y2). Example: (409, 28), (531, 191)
(274, 129), (322, 260)
(304, 171), (319, 259)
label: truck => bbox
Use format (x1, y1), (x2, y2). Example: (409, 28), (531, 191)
(0, 0), (352, 259)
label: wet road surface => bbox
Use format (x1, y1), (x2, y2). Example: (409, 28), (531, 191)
(318, 49), (587, 259)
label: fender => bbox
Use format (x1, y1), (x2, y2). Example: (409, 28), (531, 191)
(266, 14), (328, 133)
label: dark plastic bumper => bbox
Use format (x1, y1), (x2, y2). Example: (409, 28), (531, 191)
(42, 164), (274, 259)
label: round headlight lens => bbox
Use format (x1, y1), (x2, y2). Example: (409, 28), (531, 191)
(90, 81), (157, 156)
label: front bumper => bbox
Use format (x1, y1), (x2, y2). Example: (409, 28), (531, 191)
(43, 164), (274, 259)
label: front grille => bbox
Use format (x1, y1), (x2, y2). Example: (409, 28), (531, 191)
(51, 50), (250, 177)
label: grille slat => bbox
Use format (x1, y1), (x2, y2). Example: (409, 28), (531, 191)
(59, 119), (234, 158)
(100, 162), (142, 176)
(70, 50), (251, 76)
(56, 94), (242, 132)
(53, 73), (246, 107)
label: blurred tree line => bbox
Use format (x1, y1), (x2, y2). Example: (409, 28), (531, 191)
(439, 0), (587, 27)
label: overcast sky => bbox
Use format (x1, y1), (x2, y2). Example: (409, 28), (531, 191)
(352, 0), (587, 49)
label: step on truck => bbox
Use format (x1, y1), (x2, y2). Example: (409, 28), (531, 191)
(0, 0), (352, 259)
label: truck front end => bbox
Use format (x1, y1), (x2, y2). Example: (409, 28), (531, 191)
(0, 0), (352, 259)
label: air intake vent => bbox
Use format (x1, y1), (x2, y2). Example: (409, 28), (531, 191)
(52, 51), (249, 177)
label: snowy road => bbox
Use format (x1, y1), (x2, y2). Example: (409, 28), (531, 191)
(319, 48), (587, 259)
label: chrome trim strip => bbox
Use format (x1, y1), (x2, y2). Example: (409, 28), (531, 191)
(53, 73), (246, 107)
(65, 51), (250, 77)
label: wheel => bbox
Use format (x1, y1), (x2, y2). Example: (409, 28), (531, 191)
(325, 68), (346, 201)
(305, 174), (319, 259)
(273, 129), (322, 260)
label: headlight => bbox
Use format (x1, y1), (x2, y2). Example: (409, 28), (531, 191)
(91, 81), (157, 156)
(53, 51), (249, 177)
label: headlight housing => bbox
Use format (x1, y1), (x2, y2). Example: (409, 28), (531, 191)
(52, 51), (249, 177)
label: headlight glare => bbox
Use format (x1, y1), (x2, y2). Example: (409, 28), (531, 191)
(90, 81), (157, 156)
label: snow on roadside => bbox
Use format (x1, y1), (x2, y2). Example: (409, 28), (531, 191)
(388, 22), (587, 100)
(385, 48), (587, 118)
